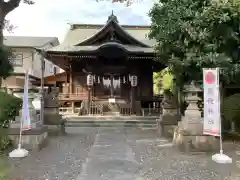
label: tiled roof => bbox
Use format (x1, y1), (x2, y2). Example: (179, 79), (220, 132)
(4, 36), (59, 47)
(62, 24), (156, 47)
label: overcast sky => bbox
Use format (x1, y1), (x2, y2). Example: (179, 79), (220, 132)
(4, 0), (154, 42)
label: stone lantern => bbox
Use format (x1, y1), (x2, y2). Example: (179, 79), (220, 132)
(157, 89), (180, 136)
(173, 80), (219, 152)
(181, 80), (203, 134)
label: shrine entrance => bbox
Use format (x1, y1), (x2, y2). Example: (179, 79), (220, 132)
(92, 72), (131, 102)
(102, 74), (121, 97)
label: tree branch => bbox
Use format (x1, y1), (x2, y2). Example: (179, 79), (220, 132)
(3, 0), (21, 16)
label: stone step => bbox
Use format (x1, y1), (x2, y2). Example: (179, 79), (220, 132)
(65, 119), (158, 128)
(65, 116), (159, 121)
(102, 111), (120, 116)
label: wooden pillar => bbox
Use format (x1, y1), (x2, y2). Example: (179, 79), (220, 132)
(69, 64), (73, 94)
(131, 86), (136, 115)
(131, 74), (137, 115)
(87, 74), (93, 115)
(110, 74), (114, 97)
(87, 87), (91, 114)
(65, 71), (69, 93)
(72, 101), (75, 113)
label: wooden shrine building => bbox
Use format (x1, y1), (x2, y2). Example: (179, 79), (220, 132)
(37, 13), (165, 116)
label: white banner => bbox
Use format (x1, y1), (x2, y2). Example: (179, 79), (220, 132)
(22, 70), (32, 131)
(203, 68), (220, 136)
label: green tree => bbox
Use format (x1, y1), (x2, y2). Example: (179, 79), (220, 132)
(0, 46), (13, 80)
(0, 0), (34, 45)
(0, 1), (34, 85)
(149, 0), (240, 86)
(154, 68), (174, 94)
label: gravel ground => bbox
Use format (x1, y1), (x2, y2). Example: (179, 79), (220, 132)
(8, 127), (98, 180)
(6, 127), (240, 180)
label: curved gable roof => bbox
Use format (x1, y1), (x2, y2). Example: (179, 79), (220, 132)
(75, 17), (150, 48)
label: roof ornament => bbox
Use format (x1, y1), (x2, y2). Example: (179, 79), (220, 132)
(107, 10), (119, 23)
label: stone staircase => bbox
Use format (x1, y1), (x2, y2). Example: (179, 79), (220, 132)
(64, 116), (158, 128)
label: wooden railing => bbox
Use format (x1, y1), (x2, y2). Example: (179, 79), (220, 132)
(58, 93), (88, 100)
(59, 106), (161, 116)
(120, 107), (132, 116)
(142, 107), (162, 116)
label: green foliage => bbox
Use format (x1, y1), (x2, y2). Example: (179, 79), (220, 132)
(161, 68), (174, 92)
(0, 92), (21, 153)
(154, 68), (174, 94)
(223, 93), (240, 131)
(0, 46), (13, 79)
(149, 0), (240, 85)
(0, 91), (22, 128)
(153, 72), (162, 94)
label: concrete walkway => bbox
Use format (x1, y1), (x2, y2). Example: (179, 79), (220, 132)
(76, 127), (142, 180)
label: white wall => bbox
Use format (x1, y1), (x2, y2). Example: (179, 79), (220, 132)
(11, 42), (63, 78)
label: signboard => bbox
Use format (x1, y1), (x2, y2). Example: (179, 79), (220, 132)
(203, 68), (220, 136)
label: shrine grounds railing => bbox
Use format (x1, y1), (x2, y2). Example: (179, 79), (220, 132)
(119, 107), (132, 116)
(59, 105), (104, 116)
(58, 93), (88, 100)
(59, 104), (162, 116)
(141, 107), (162, 116)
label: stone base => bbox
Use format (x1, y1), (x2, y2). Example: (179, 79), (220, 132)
(8, 126), (48, 151)
(157, 113), (180, 137)
(44, 113), (62, 125)
(172, 126), (219, 152)
(161, 114), (181, 125)
(157, 124), (177, 138)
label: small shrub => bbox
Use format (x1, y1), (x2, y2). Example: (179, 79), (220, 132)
(0, 92), (22, 152)
(223, 93), (240, 132)
(0, 91), (22, 128)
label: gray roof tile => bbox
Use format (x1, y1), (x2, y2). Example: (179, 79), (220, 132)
(4, 36), (59, 47)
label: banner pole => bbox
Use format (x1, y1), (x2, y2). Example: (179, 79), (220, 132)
(9, 71), (29, 158)
(17, 109), (23, 149)
(217, 68), (223, 155)
(211, 67), (232, 163)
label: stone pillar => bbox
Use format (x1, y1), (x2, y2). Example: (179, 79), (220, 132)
(44, 87), (62, 124)
(172, 81), (219, 152)
(158, 90), (180, 137)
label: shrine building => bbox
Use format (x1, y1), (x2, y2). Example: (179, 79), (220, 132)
(37, 13), (165, 116)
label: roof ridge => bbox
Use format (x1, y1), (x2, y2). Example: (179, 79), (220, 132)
(70, 23), (150, 30)
(4, 35), (58, 38)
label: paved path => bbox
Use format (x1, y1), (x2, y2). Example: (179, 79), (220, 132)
(8, 127), (240, 180)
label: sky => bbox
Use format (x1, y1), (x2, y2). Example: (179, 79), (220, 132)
(4, 0), (155, 42)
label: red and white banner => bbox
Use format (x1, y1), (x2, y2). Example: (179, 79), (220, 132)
(203, 68), (220, 136)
